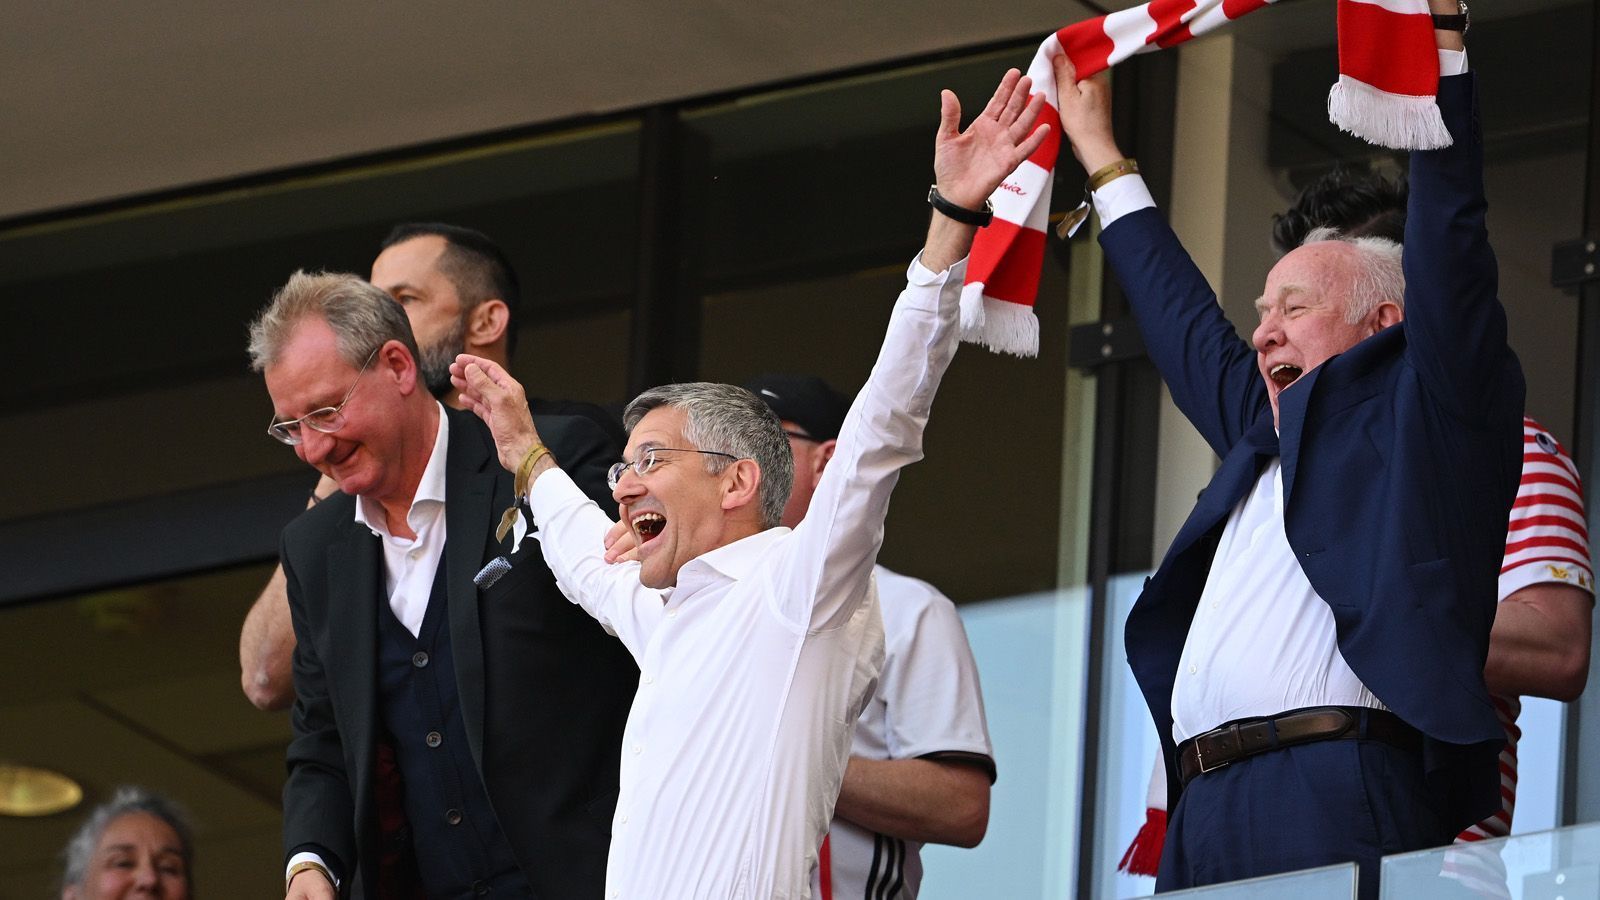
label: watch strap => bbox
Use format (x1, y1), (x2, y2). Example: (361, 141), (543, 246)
(927, 185), (995, 226)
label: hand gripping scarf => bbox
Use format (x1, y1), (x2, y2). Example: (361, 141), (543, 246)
(961, 0), (1446, 357)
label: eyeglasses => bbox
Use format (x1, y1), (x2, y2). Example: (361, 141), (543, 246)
(607, 448), (740, 489)
(266, 346), (381, 446)
(782, 430), (817, 442)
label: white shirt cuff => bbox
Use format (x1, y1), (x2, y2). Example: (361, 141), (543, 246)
(287, 852), (339, 889)
(1439, 48), (1467, 76)
(1091, 173), (1157, 230)
(907, 252), (965, 286)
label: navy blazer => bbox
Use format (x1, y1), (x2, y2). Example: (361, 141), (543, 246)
(1100, 73), (1523, 832)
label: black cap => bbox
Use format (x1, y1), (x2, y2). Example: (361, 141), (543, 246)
(742, 374), (850, 442)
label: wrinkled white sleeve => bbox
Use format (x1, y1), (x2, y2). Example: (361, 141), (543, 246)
(527, 468), (664, 659)
(760, 254), (965, 632)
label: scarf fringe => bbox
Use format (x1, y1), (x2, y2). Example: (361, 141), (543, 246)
(1117, 807), (1168, 877)
(960, 285), (1041, 357)
(1327, 76), (1452, 150)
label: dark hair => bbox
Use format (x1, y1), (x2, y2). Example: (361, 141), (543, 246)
(1271, 169), (1408, 255)
(381, 222), (523, 357)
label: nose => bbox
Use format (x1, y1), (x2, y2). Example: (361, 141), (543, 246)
(297, 427), (337, 466)
(1252, 311), (1283, 354)
(131, 858), (159, 890)
(612, 469), (645, 507)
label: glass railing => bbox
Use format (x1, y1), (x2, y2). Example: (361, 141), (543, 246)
(1153, 862), (1358, 899)
(920, 587), (1091, 900)
(1381, 821), (1600, 899)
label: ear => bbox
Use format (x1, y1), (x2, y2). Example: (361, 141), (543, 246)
(811, 439), (838, 480)
(466, 299), (510, 354)
(1373, 301), (1402, 332)
(719, 458), (763, 515)
(379, 339), (422, 397)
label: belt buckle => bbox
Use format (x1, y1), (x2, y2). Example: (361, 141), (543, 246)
(1195, 741), (1230, 775)
(1195, 724), (1237, 775)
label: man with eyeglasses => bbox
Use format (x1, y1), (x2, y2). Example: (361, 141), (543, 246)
(241, 222), (624, 713)
(449, 68), (1046, 900)
(249, 272), (636, 900)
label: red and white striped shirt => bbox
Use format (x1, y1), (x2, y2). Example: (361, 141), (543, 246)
(1458, 417), (1593, 844)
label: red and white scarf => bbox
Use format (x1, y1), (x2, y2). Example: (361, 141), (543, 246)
(962, 0), (1447, 357)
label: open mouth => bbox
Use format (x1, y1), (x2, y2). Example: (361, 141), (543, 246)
(632, 512), (666, 544)
(1269, 364), (1303, 389)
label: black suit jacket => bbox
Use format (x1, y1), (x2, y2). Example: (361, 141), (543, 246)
(280, 407), (637, 898)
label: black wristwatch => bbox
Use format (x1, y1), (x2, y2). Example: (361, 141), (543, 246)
(927, 185), (995, 227)
(1432, 0), (1468, 33)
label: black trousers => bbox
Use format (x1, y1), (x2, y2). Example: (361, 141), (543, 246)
(1156, 737), (1453, 900)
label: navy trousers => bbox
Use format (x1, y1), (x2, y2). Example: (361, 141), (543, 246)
(1156, 737), (1453, 900)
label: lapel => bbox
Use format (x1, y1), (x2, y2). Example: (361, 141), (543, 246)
(1166, 415), (1279, 558)
(326, 516), (381, 767)
(442, 409), (505, 773)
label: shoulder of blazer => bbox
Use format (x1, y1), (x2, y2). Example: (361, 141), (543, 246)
(282, 489), (361, 553)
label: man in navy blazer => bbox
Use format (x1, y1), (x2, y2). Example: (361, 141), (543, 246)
(1053, 24), (1522, 899)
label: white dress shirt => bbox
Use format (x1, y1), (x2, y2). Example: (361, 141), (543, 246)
(526, 254), (964, 899)
(352, 402), (450, 637)
(1170, 461), (1384, 742)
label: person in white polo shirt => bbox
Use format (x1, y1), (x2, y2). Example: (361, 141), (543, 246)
(448, 67), (1048, 900)
(744, 373), (995, 900)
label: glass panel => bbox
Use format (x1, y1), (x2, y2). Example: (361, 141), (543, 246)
(922, 587), (1091, 899)
(1380, 822), (1600, 900)
(1089, 570), (1164, 900)
(1158, 863), (1358, 900)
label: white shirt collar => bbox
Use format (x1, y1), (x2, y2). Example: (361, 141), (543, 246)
(667, 526), (790, 598)
(353, 401), (450, 539)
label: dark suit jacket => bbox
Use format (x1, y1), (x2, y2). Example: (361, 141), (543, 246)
(1101, 74), (1523, 833)
(280, 406), (638, 898)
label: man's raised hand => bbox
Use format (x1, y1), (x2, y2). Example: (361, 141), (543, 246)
(1052, 53), (1123, 174)
(932, 68), (1050, 210)
(450, 354), (542, 475)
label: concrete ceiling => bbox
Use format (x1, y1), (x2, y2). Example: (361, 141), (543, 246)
(2, 0), (1107, 221)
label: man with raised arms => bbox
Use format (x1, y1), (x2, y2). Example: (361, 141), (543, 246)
(449, 68), (1047, 899)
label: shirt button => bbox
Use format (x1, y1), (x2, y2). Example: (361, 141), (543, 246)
(426, 731), (443, 748)
(446, 808), (463, 826)
(643, 674), (654, 685)
(1189, 664), (1198, 674)
(632, 743), (642, 755)
(409, 548), (422, 559)
(412, 651), (430, 668)
(666, 609), (678, 618)
(619, 814), (629, 825)
(1211, 601), (1219, 610)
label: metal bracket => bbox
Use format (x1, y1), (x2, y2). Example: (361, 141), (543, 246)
(1068, 317), (1146, 370)
(1552, 238), (1600, 290)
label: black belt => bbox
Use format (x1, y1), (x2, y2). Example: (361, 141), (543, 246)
(1176, 706), (1421, 787)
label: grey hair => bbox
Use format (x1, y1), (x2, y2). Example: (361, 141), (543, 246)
(61, 786), (194, 892)
(623, 382), (794, 529)
(1301, 226), (1405, 323)
(246, 270), (420, 372)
